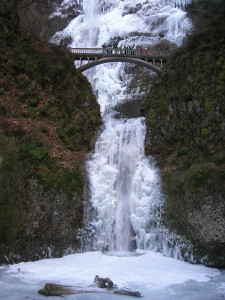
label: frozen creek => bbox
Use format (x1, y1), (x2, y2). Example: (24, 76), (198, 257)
(0, 251), (225, 299)
(1, 0), (225, 299)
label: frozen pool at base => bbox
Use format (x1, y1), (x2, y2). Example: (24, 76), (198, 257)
(0, 251), (225, 300)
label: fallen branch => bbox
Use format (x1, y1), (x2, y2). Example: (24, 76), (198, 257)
(38, 275), (142, 297)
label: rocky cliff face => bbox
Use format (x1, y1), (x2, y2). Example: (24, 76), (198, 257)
(0, 0), (82, 41)
(0, 10), (101, 263)
(18, 0), (83, 40)
(0, 133), (85, 262)
(141, 0), (225, 267)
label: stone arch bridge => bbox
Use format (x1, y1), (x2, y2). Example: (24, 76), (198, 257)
(69, 48), (170, 73)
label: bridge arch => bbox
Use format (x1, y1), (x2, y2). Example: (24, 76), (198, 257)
(77, 57), (162, 73)
(70, 48), (169, 74)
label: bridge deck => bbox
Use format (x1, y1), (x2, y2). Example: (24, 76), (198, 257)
(69, 47), (170, 59)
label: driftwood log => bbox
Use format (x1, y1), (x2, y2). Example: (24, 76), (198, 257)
(38, 275), (142, 297)
(38, 283), (103, 296)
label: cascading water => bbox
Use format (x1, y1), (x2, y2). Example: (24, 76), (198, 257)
(83, 0), (98, 47)
(51, 0), (193, 255)
(85, 117), (163, 252)
(77, 1), (167, 253)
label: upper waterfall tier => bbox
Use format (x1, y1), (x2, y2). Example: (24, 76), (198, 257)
(51, 0), (192, 49)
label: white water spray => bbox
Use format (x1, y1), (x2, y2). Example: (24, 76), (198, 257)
(83, 0), (98, 47)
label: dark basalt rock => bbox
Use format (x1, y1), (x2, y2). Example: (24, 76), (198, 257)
(113, 100), (143, 119)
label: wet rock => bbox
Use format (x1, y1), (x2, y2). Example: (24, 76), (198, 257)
(94, 275), (115, 290)
(94, 275), (142, 297)
(114, 287), (142, 297)
(39, 283), (76, 296)
(39, 276), (142, 297)
(113, 100), (143, 118)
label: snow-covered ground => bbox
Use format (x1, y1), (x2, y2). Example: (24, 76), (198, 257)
(1, 251), (225, 299)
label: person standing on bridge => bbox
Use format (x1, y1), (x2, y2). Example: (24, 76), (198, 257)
(102, 44), (106, 54)
(111, 44), (114, 54)
(106, 45), (111, 54)
(119, 44), (122, 55)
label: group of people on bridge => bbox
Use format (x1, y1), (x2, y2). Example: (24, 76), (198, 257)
(102, 43), (151, 55)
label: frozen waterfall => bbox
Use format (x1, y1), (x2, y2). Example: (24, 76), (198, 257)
(51, 0), (193, 255)
(84, 117), (162, 252)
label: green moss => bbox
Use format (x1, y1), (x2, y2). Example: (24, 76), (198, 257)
(16, 74), (30, 88)
(161, 160), (225, 253)
(19, 138), (84, 198)
(184, 165), (210, 192)
(204, 102), (211, 111)
(177, 147), (189, 156)
(0, 133), (28, 252)
(162, 168), (187, 231)
(38, 165), (84, 198)
(20, 139), (48, 163)
(201, 128), (210, 139)
(219, 166), (225, 179)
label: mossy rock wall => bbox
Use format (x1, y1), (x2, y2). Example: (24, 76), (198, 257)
(141, 0), (225, 267)
(0, 133), (84, 263)
(0, 12), (101, 263)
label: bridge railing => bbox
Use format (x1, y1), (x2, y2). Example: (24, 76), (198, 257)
(70, 48), (103, 54)
(69, 47), (170, 57)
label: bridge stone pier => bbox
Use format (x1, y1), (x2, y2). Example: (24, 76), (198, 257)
(69, 48), (170, 73)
